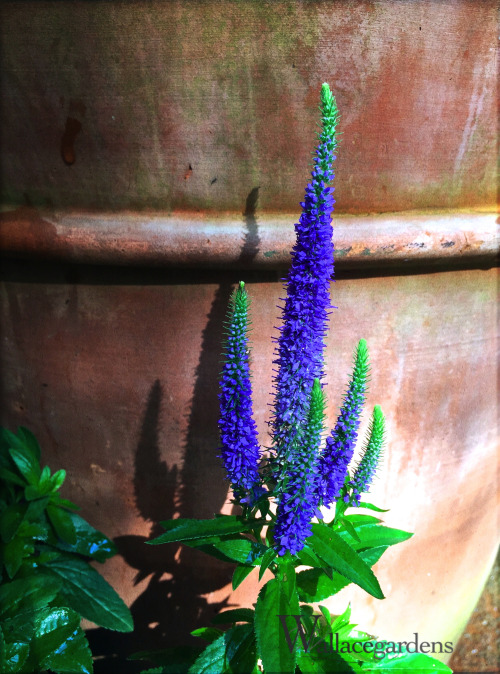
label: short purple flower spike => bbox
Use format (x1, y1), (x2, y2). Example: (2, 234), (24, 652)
(318, 339), (369, 507)
(218, 282), (261, 500)
(274, 378), (325, 555)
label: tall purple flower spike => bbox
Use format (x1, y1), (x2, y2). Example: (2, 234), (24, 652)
(218, 281), (261, 501)
(272, 84), (339, 554)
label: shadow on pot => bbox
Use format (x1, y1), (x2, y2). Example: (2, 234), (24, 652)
(86, 189), (263, 673)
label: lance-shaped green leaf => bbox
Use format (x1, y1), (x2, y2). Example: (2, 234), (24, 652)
(0, 575), (62, 619)
(224, 624), (258, 674)
(297, 546), (388, 602)
(41, 553), (133, 632)
(255, 571), (300, 674)
(46, 503), (77, 545)
(232, 564), (254, 590)
(188, 634), (227, 674)
(47, 509), (117, 561)
(309, 525), (384, 599)
(212, 608), (255, 625)
(30, 607), (93, 674)
(187, 535), (268, 566)
(339, 523), (413, 551)
(355, 502), (389, 513)
(148, 516), (255, 545)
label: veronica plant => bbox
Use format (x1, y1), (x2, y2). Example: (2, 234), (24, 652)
(140, 84), (453, 674)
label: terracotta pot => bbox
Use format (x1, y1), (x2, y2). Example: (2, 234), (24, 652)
(0, 1), (497, 671)
(0, 210), (497, 670)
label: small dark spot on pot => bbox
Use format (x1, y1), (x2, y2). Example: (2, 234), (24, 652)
(441, 240), (455, 248)
(61, 116), (82, 165)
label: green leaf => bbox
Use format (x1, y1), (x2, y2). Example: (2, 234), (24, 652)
(2, 520), (48, 579)
(47, 503), (77, 545)
(191, 536), (267, 566)
(188, 634), (227, 674)
(149, 516), (254, 545)
(296, 544), (327, 569)
(0, 625), (5, 672)
(191, 627), (223, 643)
(341, 524), (413, 551)
(17, 427), (41, 462)
(30, 606), (93, 674)
(0, 575), (62, 619)
(39, 464), (51, 488)
(297, 547), (388, 602)
(329, 604), (352, 633)
(8, 447), (41, 485)
(342, 514), (381, 526)
(232, 564), (254, 591)
(4, 640), (30, 673)
(355, 502), (389, 513)
(310, 525), (384, 599)
(47, 510), (117, 562)
(340, 518), (361, 543)
(0, 503), (28, 542)
(50, 469), (66, 492)
(319, 604), (333, 626)
(41, 553), (133, 632)
(212, 608), (255, 625)
(255, 576), (300, 674)
(258, 546), (277, 580)
(225, 623), (257, 674)
(0, 467), (27, 487)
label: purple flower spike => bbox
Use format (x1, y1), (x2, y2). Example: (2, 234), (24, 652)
(318, 339), (369, 507)
(350, 405), (385, 505)
(274, 379), (325, 556)
(272, 84), (339, 477)
(219, 282), (262, 500)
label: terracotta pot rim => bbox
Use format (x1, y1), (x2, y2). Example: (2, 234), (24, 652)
(0, 206), (497, 271)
